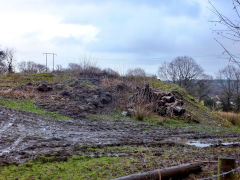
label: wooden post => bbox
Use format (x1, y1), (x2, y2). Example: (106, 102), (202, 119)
(218, 157), (237, 180)
(112, 163), (202, 180)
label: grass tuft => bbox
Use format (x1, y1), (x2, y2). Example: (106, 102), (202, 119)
(133, 105), (151, 121)
(218, 112), (240, 126)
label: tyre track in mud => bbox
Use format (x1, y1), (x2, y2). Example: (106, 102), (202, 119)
(0, 107), (238, 165)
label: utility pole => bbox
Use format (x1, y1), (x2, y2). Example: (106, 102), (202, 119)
(52, 53), (57, 72)
(43, 53), (49, 72)
(43, 53), (57, 72)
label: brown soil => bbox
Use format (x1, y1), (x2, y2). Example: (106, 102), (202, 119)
(0, 107), (239, 165)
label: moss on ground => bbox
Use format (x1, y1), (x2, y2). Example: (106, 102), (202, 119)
(0, 98), (70, 120)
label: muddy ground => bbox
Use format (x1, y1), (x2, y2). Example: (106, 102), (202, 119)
(0, 107), (239, 167)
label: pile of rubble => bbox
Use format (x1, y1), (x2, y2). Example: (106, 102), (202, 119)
(127, 84), (186, 117)
(35, 80), (113, 119)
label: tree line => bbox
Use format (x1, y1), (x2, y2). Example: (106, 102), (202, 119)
(158, 56), (240, 113)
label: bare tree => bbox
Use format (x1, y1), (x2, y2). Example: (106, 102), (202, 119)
(18, 61), (47, 73)
(4, 48), (15, 73)
(158, 56), (204, 90)
(67, 63), (82, 72)
(0, 50), (5, 61)
(210, 0), (240, 65)
(0, 50), (7, 74)
(55, 65), (64, 72)
(218, 65), (240, 112)
(35, 64), (47, 73)
(127, 68), (146, 77)
(231, 65), (240, 111)
(103, 68), (120, 77)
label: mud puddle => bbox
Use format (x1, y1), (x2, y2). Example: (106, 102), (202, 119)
(185, 139), (240, 148)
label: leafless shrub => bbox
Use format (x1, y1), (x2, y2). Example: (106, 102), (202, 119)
(134, 105), (151, 121)
(18, 61), (46, 73)
(55, 65), (64, 72)
(66, 57), (103, 76)
(133, 98), (152, 121)
(67, 63), (82, 72)
(101, 77), (123, 87)
(126, 68), (146, 77)
(102, 68), (120, 78)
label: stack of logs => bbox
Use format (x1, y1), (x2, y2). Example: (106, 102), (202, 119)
(128, 84), (185, 117)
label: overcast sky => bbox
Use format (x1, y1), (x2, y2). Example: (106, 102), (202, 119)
(0, 0), (237, 76)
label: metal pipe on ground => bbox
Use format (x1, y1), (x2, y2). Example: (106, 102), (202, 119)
(112, 163), (203, 180)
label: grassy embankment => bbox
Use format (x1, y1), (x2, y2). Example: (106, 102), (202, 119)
(149, 79), (231, 126)
(0, 73), (70, 119)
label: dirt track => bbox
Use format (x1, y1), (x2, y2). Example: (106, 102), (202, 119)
(0, 107), (239, 165)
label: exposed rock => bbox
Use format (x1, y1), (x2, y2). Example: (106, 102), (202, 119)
(162, 96), (175, 103)
(26, 82), (33, 86)
(116, 83), (126, 91)
(60, 91), (71, 97)
(158, 107), (167, 116)
(37, 84), (52, 92)
(56, 84), (64, 90)
(100, 96), (112, 104)
(171, 105), (185, 116)
(100, 92), (112, 104)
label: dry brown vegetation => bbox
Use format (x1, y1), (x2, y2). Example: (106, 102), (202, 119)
(218, 112), (240, 126)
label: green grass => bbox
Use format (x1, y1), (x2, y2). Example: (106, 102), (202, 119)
(88, 112), (195, 127)
(81, 81), (95, 88)
(0, 98), (70, 120)
(0, 73), (57, 86)
(0, 155), (141, 180)
(148, 78), (232, 126)
(1, 144), (239, 180)
(77, 145), (145, 153)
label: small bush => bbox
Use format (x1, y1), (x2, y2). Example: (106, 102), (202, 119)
(102, 68), (120, 78)
(218, 112), (240, 126)
(126, 68), (146, 77)
(134, 105), (151, 121)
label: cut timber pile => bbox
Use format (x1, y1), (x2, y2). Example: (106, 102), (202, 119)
(128, 84), (185, 116)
